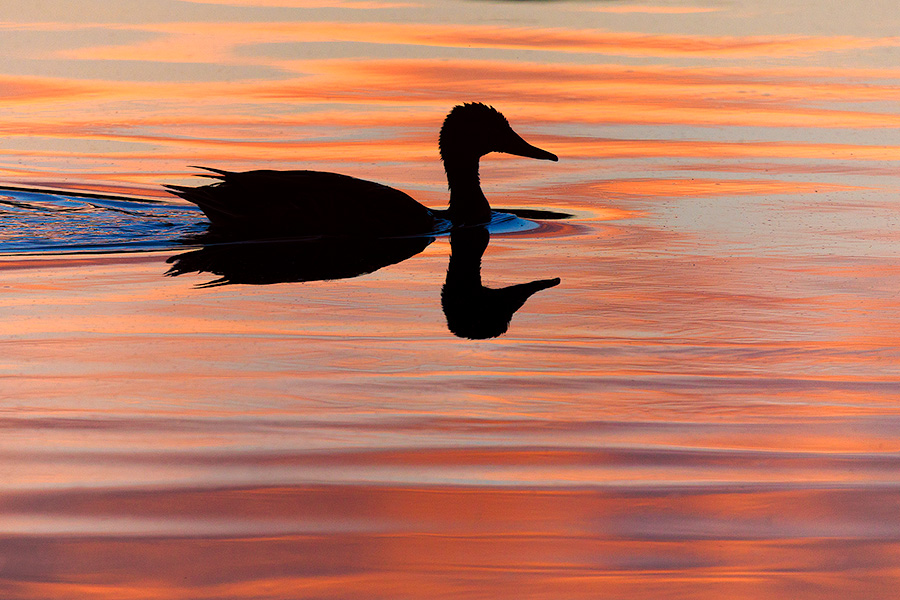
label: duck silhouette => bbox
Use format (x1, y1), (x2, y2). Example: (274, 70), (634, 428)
(442, 227), (560, 339)
(165, 103), (557, 237)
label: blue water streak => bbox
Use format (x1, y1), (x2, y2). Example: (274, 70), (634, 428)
(0, 187), (207, 254)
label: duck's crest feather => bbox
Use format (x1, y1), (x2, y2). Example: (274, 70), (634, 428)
(439, 102), (508, 159)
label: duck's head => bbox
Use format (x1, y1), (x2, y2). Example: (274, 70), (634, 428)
(439, 103), (558, 164)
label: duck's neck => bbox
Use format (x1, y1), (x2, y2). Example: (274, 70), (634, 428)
(445, 227), (487, 289)
(443, 154), (491, 225)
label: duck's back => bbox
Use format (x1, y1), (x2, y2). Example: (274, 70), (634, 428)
(168, 169), (435, 237)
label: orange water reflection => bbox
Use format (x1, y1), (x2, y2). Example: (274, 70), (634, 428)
(1, 485), (900, 599)
(2, 0), (900, 598)
(57, 20), (900, 61)
(1, 210), (899, 597)
(2, 13), (900, 190)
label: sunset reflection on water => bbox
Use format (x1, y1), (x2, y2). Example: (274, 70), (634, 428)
(1, 0), (900, 598)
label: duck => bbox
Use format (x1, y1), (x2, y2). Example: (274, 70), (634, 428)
(165, 103), (557, 237)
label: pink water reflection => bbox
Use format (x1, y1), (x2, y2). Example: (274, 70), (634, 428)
(1, 485), (899, 599)
(2, 0), (900, 598)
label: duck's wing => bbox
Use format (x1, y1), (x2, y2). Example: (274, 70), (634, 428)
(166, 168), (435, 237)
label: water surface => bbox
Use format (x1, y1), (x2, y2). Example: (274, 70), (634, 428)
(1, 0), (900, 598)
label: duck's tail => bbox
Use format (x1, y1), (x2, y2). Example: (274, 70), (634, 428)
(189, 165), (231, 178)
(163, 167), (242, 224)
(164, 166), (230, 193)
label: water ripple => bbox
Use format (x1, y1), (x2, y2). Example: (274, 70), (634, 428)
(0, 187), (207, 254)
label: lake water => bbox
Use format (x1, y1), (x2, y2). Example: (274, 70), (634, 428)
(2, 1), (900, 598)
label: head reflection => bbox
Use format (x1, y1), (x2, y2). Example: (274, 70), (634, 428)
(441, 227), (559, 340)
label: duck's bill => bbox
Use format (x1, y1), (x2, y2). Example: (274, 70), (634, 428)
(502, 132), (559, 161)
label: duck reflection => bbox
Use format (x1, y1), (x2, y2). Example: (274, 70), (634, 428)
(442, 227), (559, 339)
(165, 233), (433, 287)
(166, 224), (560, 338)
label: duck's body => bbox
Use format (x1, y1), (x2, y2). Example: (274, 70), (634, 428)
(166, 103), (557, 237)
(171, 168), (436, 237)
